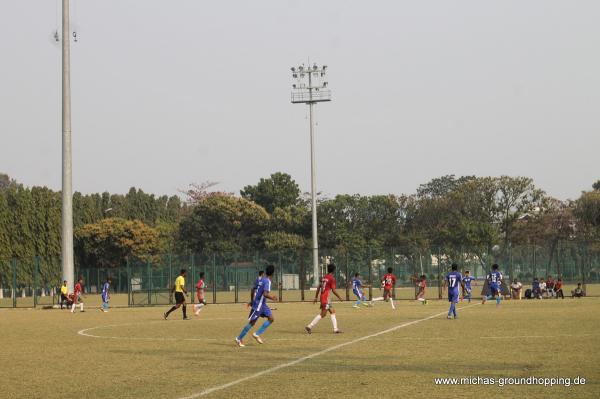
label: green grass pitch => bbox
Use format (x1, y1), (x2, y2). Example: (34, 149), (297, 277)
(2, 297), (599, 398)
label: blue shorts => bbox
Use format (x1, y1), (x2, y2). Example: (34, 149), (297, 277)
(448, 291), (459, 303)
(353, 289), (364, 300)
(248, 305), (272, 322)
(102, 294), (108, 303)
(489, 284), (500, 296)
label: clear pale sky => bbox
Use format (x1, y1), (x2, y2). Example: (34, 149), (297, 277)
(1, 1), (598, 200)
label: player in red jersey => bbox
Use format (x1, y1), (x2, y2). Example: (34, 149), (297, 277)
(193, 272), (207, 316)
(381, 267), (397, 309)
(305, 264), (344, 334)
(411, 275), (427, 304)
(70, 277), (85, 313)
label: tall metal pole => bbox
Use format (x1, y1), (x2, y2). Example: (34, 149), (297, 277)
(309, 101), (319, 287)
(290, 63), (330, 288)
(61, 0), (74, 292)
(308, 70), (319, 287)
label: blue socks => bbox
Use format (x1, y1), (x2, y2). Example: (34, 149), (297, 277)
(237, 323), (253, 340)
(355, 300), (361, 306)
(496, 296), (501, 306)
(238, 320), (273, 340)
(256, 320), (272, 336)
(448, 302), (455, 317)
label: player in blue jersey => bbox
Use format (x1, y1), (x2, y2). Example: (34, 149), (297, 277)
(482, 264), (503, 306)
(235, 265), (278, 347)
(444, 264), (462, 319)
(247, 270), (264, 309)
(101, 277), (111, 312)
(351, 272), (370, 308)
(462, 271), (475, 303)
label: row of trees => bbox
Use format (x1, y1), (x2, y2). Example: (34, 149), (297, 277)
(0, 174), (183, 286)
(1, 172), (599, 278)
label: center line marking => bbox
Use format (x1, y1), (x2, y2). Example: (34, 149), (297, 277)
(178, 303), (480, 399)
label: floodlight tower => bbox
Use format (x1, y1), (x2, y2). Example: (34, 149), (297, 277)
(61, 0), (74, 292)
(290, 63), (331, 287)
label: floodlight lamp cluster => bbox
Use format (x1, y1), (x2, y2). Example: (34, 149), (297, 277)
(290, 63), (331, 103)
(291, 63), (327, 79)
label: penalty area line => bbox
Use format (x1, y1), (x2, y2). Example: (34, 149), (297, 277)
(178, 303), (481, 398)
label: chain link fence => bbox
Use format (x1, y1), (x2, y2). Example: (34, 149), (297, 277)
(1, 241), (599, 308)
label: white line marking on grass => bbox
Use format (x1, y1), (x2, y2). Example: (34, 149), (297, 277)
(77, 318), (236, 341)
(386, 333), (598, 342)
(178, 304), (480, 399)
(270, 336), (454, 342)
(481, 333), (596, 340)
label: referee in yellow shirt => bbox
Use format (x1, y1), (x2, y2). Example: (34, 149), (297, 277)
(164, 269), (190, 320)
(60, 280), (68, 309)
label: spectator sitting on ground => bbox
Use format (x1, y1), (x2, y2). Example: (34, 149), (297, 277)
(554, 278), (564, 299)
(572, 283), (585, 298)
(546, 275), (555, 298)
(539, 278), (547, 298)
(532, 278), (542, 299)
(510, 279), (523, 299)
(66, 293), (75, 308)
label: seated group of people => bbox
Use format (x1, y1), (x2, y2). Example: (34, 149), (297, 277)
(529, 276), (585, 299)
(531, 276), (564, 298)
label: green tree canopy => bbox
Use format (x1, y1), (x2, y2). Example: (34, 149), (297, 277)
(0, 192), (10, 259)
(178, 193), (270, 253)
(318, 194), (406, 251)
(408, 176), (550, 268)
(494, 176), (547, 246)
(0, 173), (19, 191)
(270, 205), (310, 237)
(75, 218), (161, 268)
(416, 175), (476, 199)
(263, 231), (307, 251)
(574, 190), (600, 237)
(0, 171), (594, 271)
(241, 172), (301, 213)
